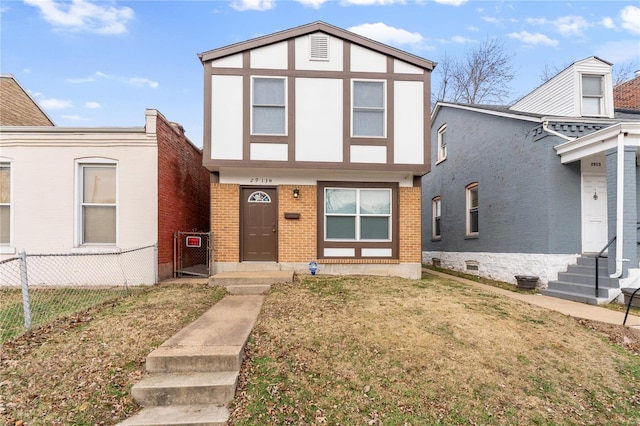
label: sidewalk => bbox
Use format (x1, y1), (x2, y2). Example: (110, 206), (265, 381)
(424, 269), (640, 329)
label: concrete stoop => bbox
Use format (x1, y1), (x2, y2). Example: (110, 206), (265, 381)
(210, 270), (294, 295)
(118, 295), (265, 426)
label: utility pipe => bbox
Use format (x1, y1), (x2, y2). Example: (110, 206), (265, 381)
(542, 121), (575, 142)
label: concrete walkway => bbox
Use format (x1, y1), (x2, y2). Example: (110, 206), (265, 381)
(424, 269), (640, 328)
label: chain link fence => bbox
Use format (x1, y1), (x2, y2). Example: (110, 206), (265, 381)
(0, 245), (156, 343)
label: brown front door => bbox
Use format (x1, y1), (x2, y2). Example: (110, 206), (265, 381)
(241, 187), (278, 261)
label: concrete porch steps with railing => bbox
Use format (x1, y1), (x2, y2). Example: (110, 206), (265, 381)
(542, 255), (621, 305)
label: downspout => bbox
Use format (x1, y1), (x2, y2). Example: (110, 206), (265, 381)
(543, 120), (575, 141)
(611, 132), (625, 278)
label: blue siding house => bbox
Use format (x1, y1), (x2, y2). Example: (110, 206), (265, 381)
(422, 57), (640, 304)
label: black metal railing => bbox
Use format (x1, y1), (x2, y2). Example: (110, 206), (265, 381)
(595, 236), (616, 298)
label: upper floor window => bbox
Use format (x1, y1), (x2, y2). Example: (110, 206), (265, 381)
(0, 163), (11, 246)
(352, 80), (385, 137)
(432, 196), (441, 239)
(437, 124), (447, 163)
(325, 187), (391, 241)
(79, 163), (117, 245)
(466, 183), (478, 237)
(582, 75), (604, 116)
(252, 77), (286, 135)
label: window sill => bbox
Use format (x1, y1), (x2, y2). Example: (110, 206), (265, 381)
(0, 246), (16, 255)
(464, 235), (479, 240)
(435, 157), (447, 165)
(431, 237), (441, 242)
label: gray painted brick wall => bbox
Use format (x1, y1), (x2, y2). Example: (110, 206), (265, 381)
(422, 106), (581, 255)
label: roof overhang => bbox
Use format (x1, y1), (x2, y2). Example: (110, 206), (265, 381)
(554, 122), (640, 164)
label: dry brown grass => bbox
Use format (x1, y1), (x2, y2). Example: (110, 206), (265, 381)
(1, 282), (225, 425)
(231, 274), (640, 425)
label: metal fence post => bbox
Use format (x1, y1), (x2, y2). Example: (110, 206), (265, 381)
(18, 250), (32, 332)
(154, 243), (158, 284)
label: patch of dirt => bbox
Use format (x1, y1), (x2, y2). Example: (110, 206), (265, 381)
(577, 318), (640, 356)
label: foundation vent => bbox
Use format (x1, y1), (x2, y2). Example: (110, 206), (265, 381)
(465, 260), (479, 273)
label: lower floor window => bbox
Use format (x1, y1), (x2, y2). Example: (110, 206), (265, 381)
(325, 187), (391, 241)
(79, 163), (117, 244)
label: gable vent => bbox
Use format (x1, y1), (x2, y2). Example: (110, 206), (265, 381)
(310, 35), (329, 61)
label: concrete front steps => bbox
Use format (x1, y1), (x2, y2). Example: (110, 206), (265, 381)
(118, 295), (265, 426)
(210, 270), (294, 295)
(542, 255), (621, 305)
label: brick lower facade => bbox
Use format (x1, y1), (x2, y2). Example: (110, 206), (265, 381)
(399, 186), (422, 263)
(211, 183), (240, 263)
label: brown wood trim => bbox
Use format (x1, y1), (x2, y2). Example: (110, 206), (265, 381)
(288, 39), (296, 163)
(198, 22), (435, 71)
(203, 157), (429, 174)
(242, 52), (251, 161)
(387, 56), (395, 164)
(209, 67), (426, 81)
(319, 258), (400, 264)
(349, 138), (388, 146)
(250, 136), (289, 144)
(423, 73), (431, 172)
(316, 181), (400, 260)
(343, 42), (351, 164)
(203, 59), (213, 164)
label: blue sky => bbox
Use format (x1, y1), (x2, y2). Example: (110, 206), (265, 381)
(1, 0), (639, 147)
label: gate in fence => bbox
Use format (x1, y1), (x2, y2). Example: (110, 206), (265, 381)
(173, 231), (212, 278)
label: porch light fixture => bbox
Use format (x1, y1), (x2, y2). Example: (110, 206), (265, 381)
(293, 188), (300, 198)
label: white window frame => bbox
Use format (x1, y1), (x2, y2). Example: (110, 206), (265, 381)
(581, 74), (605, 117)
(466, 183), (478, 237)
(324, 187), (392, 242)
(251, 76), (287, 136)
(0, 159), (13, 254)
(75, 158), (118, 247)
(436, 124), (447, 164)
(432, 196), (441, 240)
(351, 79), (386, 138)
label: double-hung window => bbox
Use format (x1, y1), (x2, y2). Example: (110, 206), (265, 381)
(466, 183), (478, 236)
(432, 196), (441, 239)
(437, 124), (447, 163)
(0, 163), (11, 247)
(325, 188), (391, 241)
(79, 163), (117, 245)
(352, 80), (385, 137)
(582, 75), (604, 116)
(252, 77), (286, 135)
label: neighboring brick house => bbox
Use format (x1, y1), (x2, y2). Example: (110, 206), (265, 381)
(422, 56), (640, 304)
(198, 21), (434, 278)
(0, 78), (209, 281)
(614, 72), (640, 112)
(0, 74), (54, 126)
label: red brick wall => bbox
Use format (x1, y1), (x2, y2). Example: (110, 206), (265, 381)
(614, 75), (640, 112)
(156, 112), (210, 279)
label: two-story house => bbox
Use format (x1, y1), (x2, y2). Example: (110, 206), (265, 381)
(198, 21), (435, 279)
(422, 57), (640, 304)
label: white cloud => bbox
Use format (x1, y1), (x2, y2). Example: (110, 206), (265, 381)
(508, 31), (559, 47)
(620, 5), (640, 35)
(230, 0), (275, 11)
(348, 22), (423, 46)
(38, 97), (73, 110)
(62, 115), (90, 121)
(552, 15), (589, 36)
(595, 39), (640, 64)
(525, 17), (547, 26)
(90, 71), (158, 89)
(433, 0), (467, 5)
(23, 0), (134, 35)
(451, 35), (474, 44)
(342, 0), (405, 4)
(84, 101), (101, 109)
(128, 77), (159, 89)
(467, 25), (479, 32)
(481, 16), (500, 25)
(66, 76), (95, 83)
(600, 17), (617, 30)
(294, 0), (329, 8)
